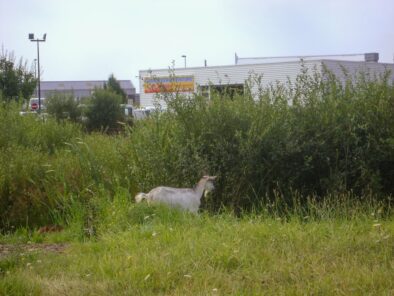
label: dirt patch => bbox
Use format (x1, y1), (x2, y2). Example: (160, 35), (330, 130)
(0, 243), (68, 258)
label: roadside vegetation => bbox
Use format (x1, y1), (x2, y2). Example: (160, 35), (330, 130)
(0, 53), (393, 294)
(0, 49), (36, 103)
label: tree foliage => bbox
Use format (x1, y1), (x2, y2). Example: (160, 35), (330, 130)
(104, 74), (126, 103)
(85, 88), (124, 132)
(0, 49), (37, 102)
(46, 93), (82, 122)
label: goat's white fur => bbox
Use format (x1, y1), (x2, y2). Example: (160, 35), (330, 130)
(135, 176), (217, 213)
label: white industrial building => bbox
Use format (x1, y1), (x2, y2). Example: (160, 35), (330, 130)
(138, 53), (394, 108)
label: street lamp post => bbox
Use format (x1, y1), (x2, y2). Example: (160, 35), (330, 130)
(34, 59), (38, 97)
(181, 55), (187, 68)
(34, 59), (37, 79)
(28, 33), (46, 112)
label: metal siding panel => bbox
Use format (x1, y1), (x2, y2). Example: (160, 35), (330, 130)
(323, 60), (394, 82)
(139, 61), (393, 107)
(139, 61), (319, 107)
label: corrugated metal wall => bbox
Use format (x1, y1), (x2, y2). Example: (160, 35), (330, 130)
(139, 60), (394, 108)
(322, 60), (394, 82)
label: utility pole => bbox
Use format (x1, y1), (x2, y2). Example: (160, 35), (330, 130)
(28, 33), (47, 112)
(181, 55), (187, 68)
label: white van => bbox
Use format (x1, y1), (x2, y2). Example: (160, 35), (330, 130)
(132, 106), (156, 120)
(29, 97), (47, 111)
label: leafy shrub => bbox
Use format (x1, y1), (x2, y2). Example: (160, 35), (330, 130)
(0, 67), (393, 229)
(104, 74), (127, 103)
(126, 67), (394, 211)
(85, 88), (124, 132)
(0, 49), (36, 103)
(46, 93), (81, 122)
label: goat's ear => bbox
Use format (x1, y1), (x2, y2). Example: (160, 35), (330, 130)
(209, 176), (217, 180)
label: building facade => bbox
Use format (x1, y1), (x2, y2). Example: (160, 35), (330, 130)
(138, 53), (394, 108)
(37, 80), (137, 104)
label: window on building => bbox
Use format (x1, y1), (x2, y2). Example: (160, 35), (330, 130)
(199, 84), (244, 99)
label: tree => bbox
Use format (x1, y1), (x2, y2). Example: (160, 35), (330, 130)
(85, 88), (124, 132)
(46, 93), (81, 122)
(104, 74), (126, 103)
(0, 49), (37, 102)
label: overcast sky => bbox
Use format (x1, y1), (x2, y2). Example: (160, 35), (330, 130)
(1, 0), (393, 91)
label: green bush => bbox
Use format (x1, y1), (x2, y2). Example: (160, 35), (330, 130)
(0, 50), (36, 103)
(46, 93), (81, 122)
(126, 67), (394, 211)
(85, 88), (124, 132)
(104, 73), (127, 103)
(0, 67), (393, 230)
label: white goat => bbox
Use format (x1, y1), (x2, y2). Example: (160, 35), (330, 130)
(135, 176), (217, 213)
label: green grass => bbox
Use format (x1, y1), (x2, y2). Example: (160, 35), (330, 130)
(1, 70), (393, 294)
(1, 204), (393, 295)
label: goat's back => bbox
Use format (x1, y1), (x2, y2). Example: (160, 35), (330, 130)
(148, 186), (200, 212)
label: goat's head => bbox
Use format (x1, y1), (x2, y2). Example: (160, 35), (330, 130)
(202, 175), (217, 194)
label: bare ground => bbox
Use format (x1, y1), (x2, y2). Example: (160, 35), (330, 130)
(0, 243), (68, 258)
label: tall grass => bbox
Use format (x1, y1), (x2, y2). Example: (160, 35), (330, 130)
(0, 103), (83, 229)
(0, 67), (393, 230)
(128, 67), (394, 211)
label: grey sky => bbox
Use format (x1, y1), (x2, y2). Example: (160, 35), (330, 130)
(1, 0), (393, 91)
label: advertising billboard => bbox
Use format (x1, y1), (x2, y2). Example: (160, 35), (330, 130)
(143, 76), (194, 93)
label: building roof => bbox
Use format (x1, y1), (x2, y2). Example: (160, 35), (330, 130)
(40, 80), (135, 91)
(140, 58), (393, 72)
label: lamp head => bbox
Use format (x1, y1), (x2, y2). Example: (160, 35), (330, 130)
(28, 33), (34, 40)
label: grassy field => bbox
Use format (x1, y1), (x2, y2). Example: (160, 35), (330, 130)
(1, 69), (393, 295)
(1, 203), (393, 295)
